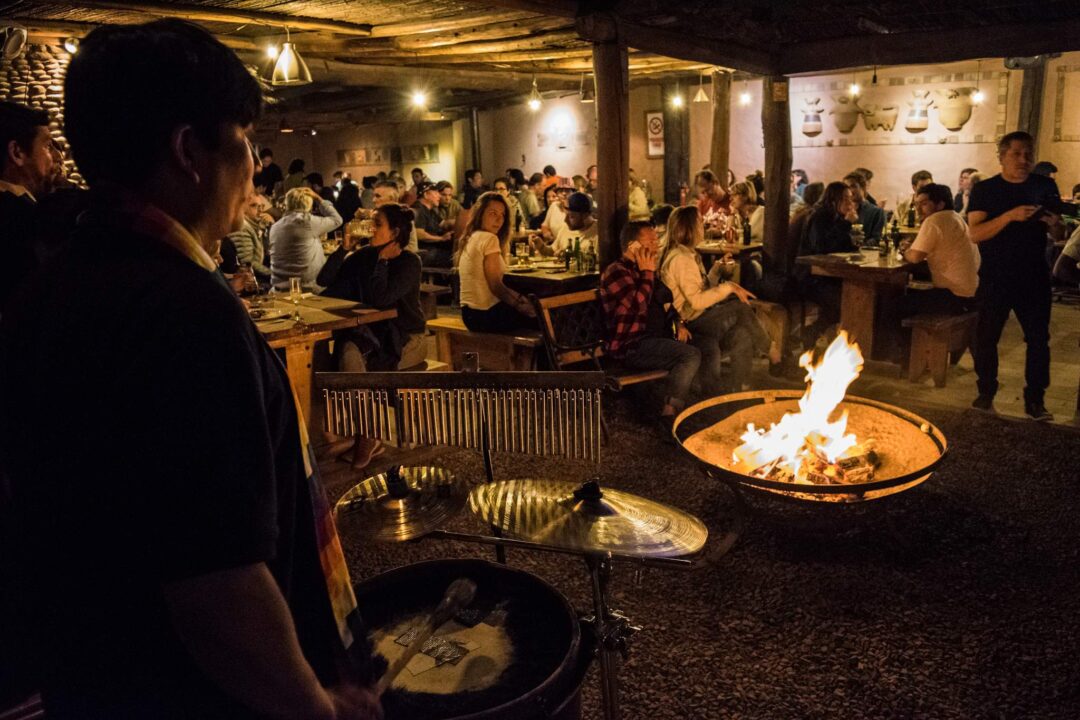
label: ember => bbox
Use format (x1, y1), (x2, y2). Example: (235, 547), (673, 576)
(733, 332), (880, 486)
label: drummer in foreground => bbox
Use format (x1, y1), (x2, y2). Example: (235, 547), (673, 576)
(0, 20), (379, 720)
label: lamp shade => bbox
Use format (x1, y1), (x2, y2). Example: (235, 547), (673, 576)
(271, 42), (311, 86)
(692, 86), (709, 103)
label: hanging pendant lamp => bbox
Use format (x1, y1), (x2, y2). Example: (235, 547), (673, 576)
(693, 70), (709, 103)
(271, 28), (311, 86)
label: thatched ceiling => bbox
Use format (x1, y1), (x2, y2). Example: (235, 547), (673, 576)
(5, 0), (1080, 127)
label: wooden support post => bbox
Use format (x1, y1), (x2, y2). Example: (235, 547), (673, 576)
(761, 75), (792, 272)
(710, 71), (732, 190)
(662, 82), (690, 205)
(585, 16), (629, 269)
(1018, 58), (1047, 154)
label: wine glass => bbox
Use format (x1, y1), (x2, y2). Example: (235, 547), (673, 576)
(289, 277), (303, 323)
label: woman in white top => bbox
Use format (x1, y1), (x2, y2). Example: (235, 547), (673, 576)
(456, 191), (537, 332)
(660, 206), (777, 393)
(730, 181), (764, 244)
(268, 187), (341, 292)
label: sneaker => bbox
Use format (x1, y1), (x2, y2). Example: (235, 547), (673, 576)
(971, 394), (994, 411)
(1024, 401), (1053, 423)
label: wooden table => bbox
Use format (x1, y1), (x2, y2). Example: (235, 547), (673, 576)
(795, 251), (921, 359)
(253, 295), (396, 430)
(696, 241), (764, 282)
(503, 266), (599, 298)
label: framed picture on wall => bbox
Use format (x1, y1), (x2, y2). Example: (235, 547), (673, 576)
(645, 111), (664, 158)
(400, 143), (440, 163)
(337, 146), (390, 166)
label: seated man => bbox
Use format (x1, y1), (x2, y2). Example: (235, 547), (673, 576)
(843, 171), (885, 245)
(895, 170), (934, 227)
(901, 182), (979, 315)
(600, 221), (702, 429)
(411, 180), (453, 267)
(436, 180), (462, 229)
(532, 191), (597, 258)
(1052, 224), (1080, 286)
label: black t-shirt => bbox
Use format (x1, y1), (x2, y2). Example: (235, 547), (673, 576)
(0, 191), (38, 318)
(0, 210), (344, 718)
(411, 201), (444, 239)
(323, 244), (426, 338)
(253, 162), (283, 193)
(968, 172), (1059, 280)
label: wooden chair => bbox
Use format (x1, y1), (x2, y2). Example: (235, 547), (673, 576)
(902, 312), (978, 387)
(427, 315), (544, 371)
(532, 289), (669, 390)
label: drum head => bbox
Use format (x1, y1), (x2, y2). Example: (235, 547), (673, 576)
(357, 559), (581, 720)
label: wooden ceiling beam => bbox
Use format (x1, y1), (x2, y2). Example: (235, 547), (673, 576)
(306, 47), (593, 65)
(476, 0), (579, 19)
(778, 18), (1080, 74)
(369, 10), (536, 38)
(75, 0), (373, 36)
(387, 30), (579, 56)
(393, 16), (569, 50)
(591, 17), (773, 75)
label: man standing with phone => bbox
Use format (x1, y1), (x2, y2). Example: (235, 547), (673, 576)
(967, 131), (1061, 421)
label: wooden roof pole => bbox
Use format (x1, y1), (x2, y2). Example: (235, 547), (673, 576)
(579, 13), (629, 269)
(76, 0), (373, 35)
(710, 71), (732, 191)
(761, 75), (792, 273)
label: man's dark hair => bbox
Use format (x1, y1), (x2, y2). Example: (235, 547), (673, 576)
(802, 181), (825, 207)
(435, 180), (453, 192)
(0, 101), (49, 175)
(493, 176), (510, 189)
(1032, 161), (1058, 176)
(911, 169), (933, 187)
(527, 172), (543, 187)
(960, 167), (978, 176)
(542, 165), (556, 177)
(619, 220), (652, 252)
(650, 203), (674, 228)
(377, 203), (415, 248)
(507, 168), (526, 186)
(260, 147), (274, 160)
(464, 168), (480, 182)
(916, 182), (953, 209)
(361, 175), (377, 189)
(695, 169), (719, 186)
(1072, 183), (1080, 197)
(64, 19), (262, 186)
(304, 172), (323, 187)
(411, 167), (423, 176)
(853, 167), (873, 182)
(997, 131), (1034, 155)
(792, 168), (808, 184)
(843, 172), (867, 190)
(287, 158), (304, 175)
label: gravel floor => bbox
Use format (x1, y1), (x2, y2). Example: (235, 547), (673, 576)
(321, 396), (1080, 720)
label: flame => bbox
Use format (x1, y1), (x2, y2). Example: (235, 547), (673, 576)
(733, 332), (864, 482)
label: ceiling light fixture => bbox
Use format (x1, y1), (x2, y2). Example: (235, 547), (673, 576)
(972, 59), (985, 104)
(671, 82), (684, 109)
(279, 117), (293, 134)
(738, 80), (751, 106)
(693, 69), (709, 103)
(63, 37), (79, 54)
(871, 65), (878, 86)
(270, 27), (311, 87)
(579, 73), (595, 104)
(411, 90), (427, 108)
(527, 77), (542, 111)
(266, 45), (278, 60)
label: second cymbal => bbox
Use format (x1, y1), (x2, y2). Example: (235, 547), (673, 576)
(468, 479), (708, 558)
(334, 465), (467, 542)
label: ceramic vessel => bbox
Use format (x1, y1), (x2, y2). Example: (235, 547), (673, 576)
(830, 96), (864, 133)
(935, 87), (978, 131)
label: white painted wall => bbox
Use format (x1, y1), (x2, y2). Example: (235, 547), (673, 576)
(1039, 51), (1080, 196)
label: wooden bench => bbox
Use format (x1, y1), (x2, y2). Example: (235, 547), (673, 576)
(902, 312), (978, 387)
(427, 315), (543, 370)
(419, 282), (451, 320)
(533, 289), (669, 390)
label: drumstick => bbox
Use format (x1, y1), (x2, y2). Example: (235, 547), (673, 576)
(375, 578), (477, 696)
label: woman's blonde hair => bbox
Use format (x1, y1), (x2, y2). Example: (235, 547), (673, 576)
(284, 188), (313, 214)
(662, 205), (703, 267)
(454, 191), (511, 266)
(730, 181), (756, 205)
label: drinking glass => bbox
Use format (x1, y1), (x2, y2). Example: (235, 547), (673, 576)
(289, 277), (303, 323)
(515, 241), (529, 263)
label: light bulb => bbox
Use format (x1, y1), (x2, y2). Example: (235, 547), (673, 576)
(63, 37), (79, 54)
(739, 91), (752, 106)
(671, 94), (684, 109)
(972, 89), (985, 104)
(266, 45), (279, 60)
(527, 98), (541, 112)
(849, 83), (860, 96)
(411, 90), (427, 108)
(310, 128), (317, 136)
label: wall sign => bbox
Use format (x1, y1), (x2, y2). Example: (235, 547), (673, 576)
(646, 111), (664, 158)
(337, 146), (390, 166)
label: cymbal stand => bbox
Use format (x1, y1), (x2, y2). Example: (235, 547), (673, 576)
(426, 531), (690, 720)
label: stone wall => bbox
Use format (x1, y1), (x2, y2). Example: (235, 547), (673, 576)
(0, 43), (82, 186)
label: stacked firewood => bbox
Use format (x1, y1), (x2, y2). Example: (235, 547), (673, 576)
(750, 440), (880, 485)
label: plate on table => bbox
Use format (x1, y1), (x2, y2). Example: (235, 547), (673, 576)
(249, 307), (289, 322)
(534, 261), (565, 270)
(508, 266), (538, 273)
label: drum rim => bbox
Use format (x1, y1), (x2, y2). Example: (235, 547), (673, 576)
(358, 557), (583, 720)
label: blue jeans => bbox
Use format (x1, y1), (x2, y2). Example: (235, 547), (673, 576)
(622, 336), (702, 411)
(688, 301), (771, 393)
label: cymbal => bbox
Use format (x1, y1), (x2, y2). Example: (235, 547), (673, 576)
(468, 479), (707, 558)
(334, 465), (467, 542)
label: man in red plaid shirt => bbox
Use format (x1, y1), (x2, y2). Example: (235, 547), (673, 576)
(600, 221), (701, 428)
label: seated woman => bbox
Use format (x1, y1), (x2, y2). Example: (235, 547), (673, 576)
(661, 206), (778, 394)
(729, 181), (764, 244)
(796, 181), (858, 345)
(269, 187), (341, 292)
(456, 191), (536, 332)
(322, 203), (426, 467)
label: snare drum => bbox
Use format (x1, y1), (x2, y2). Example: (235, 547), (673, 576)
(358, 559), (590, 720)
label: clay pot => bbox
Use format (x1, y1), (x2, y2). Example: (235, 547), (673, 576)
(830, 96), (864, 133)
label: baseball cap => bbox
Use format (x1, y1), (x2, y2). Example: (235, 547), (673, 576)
(566, 192), (592, 214)
(417, 181), (436, 195)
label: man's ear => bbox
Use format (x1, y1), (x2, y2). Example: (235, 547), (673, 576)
(169, 125), (200, 186)
(5, 138), (26, 168)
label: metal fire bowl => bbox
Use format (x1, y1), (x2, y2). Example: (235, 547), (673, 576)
(671, 390), (948, 504)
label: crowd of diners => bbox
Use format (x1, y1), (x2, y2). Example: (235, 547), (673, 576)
(1, 16), (1078, 720)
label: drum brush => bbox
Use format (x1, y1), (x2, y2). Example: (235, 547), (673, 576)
(374, 577), (477, 696)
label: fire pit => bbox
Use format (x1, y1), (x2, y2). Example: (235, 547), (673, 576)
(673, 332), (947, 506)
